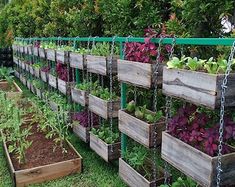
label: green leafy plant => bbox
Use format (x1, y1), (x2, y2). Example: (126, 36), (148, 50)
(75, 81), (98, 91)
(160, 177), (198, 187)
(90, 42), (119, 56)
(90, 85), (119, 101)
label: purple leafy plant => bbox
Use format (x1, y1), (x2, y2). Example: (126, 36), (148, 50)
(71, 111), (99, 128)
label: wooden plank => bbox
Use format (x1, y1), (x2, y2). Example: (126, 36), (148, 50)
(58, 78), (67, 95)
(39, 48), (46, 59)
(119, 158), (165, 187)
(40, 71), (47, 83)
(48, 74), (57, 88)
(26, 81), (31, 90)
(26, 45), (33, 55)
(56, 50), (69, 64)
(89, 133), (120, 162)
(86, 55), (118, 75)
(35, 88), (42, 98)
(33, 47), (38, 56)
(19, 46), (24, 54)
(29, 65), (34, 75)
(71, 88), (88, 106)
(13, 57), (18, 65)
(162, 67), (235, 109)
(118, 110), (165, 148)
(162, 132), (216, 187)
(73, 122), (90, 143)
(21, 62), (25, 70)
(25, 64), (29, 72)
(34, 68), (40, 78)
(49, 100), (59, 111)
(70, 53), (86, 70)
(46, 49), (55, 61)
(88, 94), (120, 119)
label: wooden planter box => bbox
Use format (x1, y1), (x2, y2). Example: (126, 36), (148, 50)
(71, 88), (88, 106)
(86, 55), (118, 75)
(31, 84), (36, 94)
(35, 88), (42, 98)
(73, 121), (91, 143)
(13, 57), (18, 65)
(20, 76), (26, 86)
(14, 71), (20, 78)
(18, 60), (22, 68)
(39, 48), (46, 59)
(19, 46), (24, 54)
(89, 133), (120, 162)
(162, 132), (235, 187)
(33, 47), (38, 56)
(29, 65), (34, 75)
(162, 67), (235, 109)
(58, 78), (73, 95)
(70, 53), (86, 70)
(26, 45), (32, 55)
(41, 71), (48, 82)
(46, 49), (56, 61)
(118, 110), (165, 148)
(118, 59), (163, 88)
(56, 50), (69, 64)
(34, 68), (40, 78)
(2, 137), (82, 187)
(48, 74), (57, 88)
(26, 81), (31, 90)
(88, 94), (120, 119)
(21, 62), (25, 70)
(119, 158), (167, 187)
(25, 64), (29, 72)
(0, 81), (22, 100)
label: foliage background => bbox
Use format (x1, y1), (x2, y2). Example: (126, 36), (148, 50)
(0, 0), (234, 47)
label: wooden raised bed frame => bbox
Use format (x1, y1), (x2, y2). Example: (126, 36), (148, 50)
(0, 81), (22, 100)
(70, 53), (86, 70)
(89, 133), (120, 162)
(161, 132), (235, 187)
(71, 88), (88, 106)
(86, 55), (118, 75)
(118, 110), (165, 148)
(162, 67), (235, 109)
(2, 136), (82, 187)
(118, 59), (163, 88)
(88, 94), (120, 119)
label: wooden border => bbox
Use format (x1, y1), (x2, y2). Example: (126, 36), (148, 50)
(161, 132), (235, 187)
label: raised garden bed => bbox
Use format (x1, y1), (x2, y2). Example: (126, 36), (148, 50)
(161, 132), (235, 187)
(0, 81), (22, 100)
(88, 94), (120, 119)
(118, 110), (165, 148)
(118, 59), (163, 88)
(89, 133), (120, 162)
(86, 55), (118, 76)
(162, 67), (235, 109)
(71, 87), (88, 106)
(69, 53), (86, 70)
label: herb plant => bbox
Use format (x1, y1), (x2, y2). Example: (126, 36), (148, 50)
(90, 42), (119, 56)
(91, 86), (118, 101)
(160, 177), (198, 187)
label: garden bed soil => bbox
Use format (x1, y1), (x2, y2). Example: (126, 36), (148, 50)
(0, 81), (18, 92)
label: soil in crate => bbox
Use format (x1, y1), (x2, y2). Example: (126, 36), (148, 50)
(8, 124), (78, 171)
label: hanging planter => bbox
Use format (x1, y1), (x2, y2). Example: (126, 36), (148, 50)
(35, 88), (42, 99)
(40, 71), (48, 83)
(70, 53), (86, 70)
(73, 122), (91, 143)
(26, 45), (33, 55)
(86, 55), (118, 76)
(57, 78), (73, 95)
(88, 94), (120, 119)
(34, 68), (40, 78)
(71, 87), (89, 106)
(33, 47), (38, 56)
(26, 80), (31, 90)
(118, 60), (163, 88)
(19, 46), (24, 54)
(162, 132), (235, 187)
(13, 57), (18, 65)
(89, 132), (120, 162)
(56, 50), (69, 64)
(39, 48), (46, 59)
(46, 49), (56, 61)
(29, 65), (34, 75)
(118, 109), (165, 148)
(119, 158), (169, 187)
(14, 71), (19, 78)
(20, 75), (26, 86)
(48, 74), (57, 88)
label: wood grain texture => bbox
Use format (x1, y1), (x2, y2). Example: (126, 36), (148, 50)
(119, 158), (165, 187)
(56, 50), (69, 64)
(86, 55), (118, 75)
(162, 67), (235, 109)
(57, 78), (67, 95)
(2, 136), (82, 187)
(34, 68), (40, 78)
(117, 59), (163, 88)
(29, 65), (34, 75)
(88, 94), (120, 119)
(71, 88), (88, 106)
(118, 110), (165, 148)
(33, 47), (38, 56)
(161, 132), (235, 187)
(35, 88), (42, 99)
(73, 122), (91, 143)
(48, 74), (57, 88)
(70, 53), (86, 70)
(89, 133), (120, 162)
(40, 71), (47, 83)
(39, 48), (46, 59)
(46, 49), (56, 61)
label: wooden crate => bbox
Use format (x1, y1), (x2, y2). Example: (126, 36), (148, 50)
(33, 47), (38, 56)
(35, 88), (42, 99)
(39, 48), (46, 59)
(21, 62), (25, 70)
(73, 121), (91, 143)
(162, 67), (235, 109)
(21, 76), (26, 86)
(48, 74), (57, 88)
(12, 44), (17, 52)
(25, 64), (29, 72)
(26, 45), (32, 55)
(29, 65), (34, 75)
(0, 81), (22, 100)
(119, 158), (167, 187)
(71, 88), (88, 106)
(41, 71), (47, 82)
(46, 49), (56, 61)
(13, 57), (18, 65)
(14, 71), (19, 78)
(118, 59), (163, 88)
(34, 68), (40, 78)
(118, 110), (165, 148)
(161, 132), (235, 187)
(58, 78), (68, 95)
(70, 53), (86, 70)
(89, 133), (120, 162)
(56, 50), (69, 64)
(19, 46), (24, 54)
(2, 137), (82, 187)
(26, 80), (31, 90)
(86, 55), (118, 75)
(88, 94), (120, 119)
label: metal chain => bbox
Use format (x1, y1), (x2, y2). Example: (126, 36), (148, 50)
(91, 36), (99, 55)
(216, 41), (235, 187)
(110, 36), (116, 153)
(134, 86), (137, 103)
(123, 35), (132, 60)
(89, 72), (94, 128)
(164, 36), (176, 185)
(152, 35), (163, 187)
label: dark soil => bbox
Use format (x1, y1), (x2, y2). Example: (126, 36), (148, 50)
(0, 82), (17, 92)
(9, 124), (78, 171)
